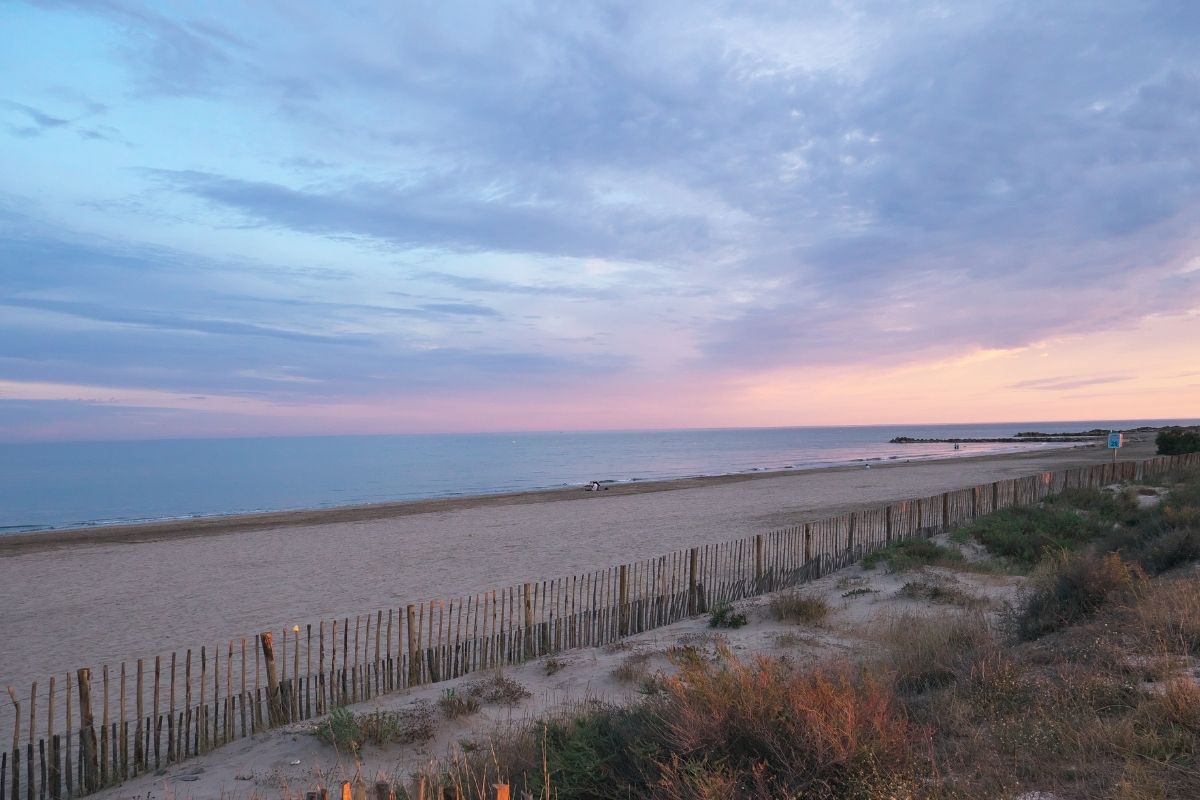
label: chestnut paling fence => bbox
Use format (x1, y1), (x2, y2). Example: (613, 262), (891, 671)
(3, 452), (1199, 800)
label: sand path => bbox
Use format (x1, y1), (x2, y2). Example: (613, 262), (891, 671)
(0, 440), (1148, 703)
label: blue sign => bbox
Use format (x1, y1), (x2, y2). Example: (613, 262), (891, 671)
(1107, 432), (1123, 449)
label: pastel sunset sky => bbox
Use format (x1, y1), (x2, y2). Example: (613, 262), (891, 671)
(1, 1), (1198, 441)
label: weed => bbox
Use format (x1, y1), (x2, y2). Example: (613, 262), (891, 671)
(707, 600), (748, 629)
(897, 579), (985, 608)
(674, 631), (727, 648)
(768, 590), (830, 624)
(862, 538), (964, 572)
(960, 506), (1110, 569)
(438, 688), (482, 720)
(842, 587), (878, 598)
(466, 672), (531, 705)
(611, 652), (652, 684)
(1129, 574), (1200, 655)
(316, 706), (360, 753)
(316, 704), (436, 754)
(1047, 486), (1139, 522)
(1016, 552), (1145, 641)
(879, 611), (992, 692)
(543, 656), (568, 676)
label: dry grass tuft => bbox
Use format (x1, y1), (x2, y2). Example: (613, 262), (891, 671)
(877, 611), (993, 692)
(438, 688), (482, 720)
(1129, 575), (1200, 655)
(611, 651), (653, 684)
(896, 578), (986, 608)
(465, 672), (531, 705)
(768, 590), (831, 624)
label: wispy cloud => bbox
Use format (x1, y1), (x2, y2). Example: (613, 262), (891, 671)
(1009, 375), (1134, 392)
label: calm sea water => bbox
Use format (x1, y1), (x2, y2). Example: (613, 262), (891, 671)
(1, 419), (1193, 533)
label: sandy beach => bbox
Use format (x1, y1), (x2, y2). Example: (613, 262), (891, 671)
(0, 439), (1152, 704)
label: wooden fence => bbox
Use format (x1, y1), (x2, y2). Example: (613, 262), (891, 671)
(3, 452), (1198, 800)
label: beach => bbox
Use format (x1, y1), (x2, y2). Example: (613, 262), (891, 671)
(0, 438), (1153, 700)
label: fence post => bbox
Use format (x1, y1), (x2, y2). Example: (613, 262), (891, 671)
(687, 548), (698, 614)
(259, 634), (284, 727)
(754, 535), (763, 591)
(522, 585), (535, 658)
(405, 606), (420, 687)
(6, 687), (18, 800)
(75, 671), (97, 793)
(618, 566), (629, 636)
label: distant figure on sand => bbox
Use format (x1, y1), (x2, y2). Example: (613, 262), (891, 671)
(587, 480), (601, 491)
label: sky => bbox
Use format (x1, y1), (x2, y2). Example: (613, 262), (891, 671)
(1, 0), (1198, 441)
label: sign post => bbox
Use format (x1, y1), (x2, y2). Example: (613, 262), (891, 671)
(1107, 431), (1123, 462)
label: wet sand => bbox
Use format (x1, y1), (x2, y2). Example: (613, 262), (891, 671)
(0, 439), (1150, 702)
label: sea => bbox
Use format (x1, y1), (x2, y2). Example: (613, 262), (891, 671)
(1, 418), (1194, 534)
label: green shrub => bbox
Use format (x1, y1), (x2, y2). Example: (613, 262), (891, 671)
(708, 601), (748, 629)
(317, 706), (361, 753)
(862, 537), (965, 572)
(962, 506), (1108, 569)
(1156, 426), (1200, 456)
(1015, 552), (1145, 640)
(315, 704), (436, 753)
(1046, 487), (1138, 522)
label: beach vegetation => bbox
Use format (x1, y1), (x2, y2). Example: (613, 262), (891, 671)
(438, 688), (482, 719)
(877, 611), (992, 692)
(1156, 426), (1200, 455)
(958, 505), (1109, 569)
(896, 579), (985, 608)
(707, 600), (748, 628)
(611, 651), (656, 684)
(1045, 486), (1139, 520)
(417, 656), (921, 799)
(405, 468), (1200, 799)
(1013, 551), (1145, 640)
(860, 538), (963, 572)
(466, 671), (531, 705)
(316, 704), (436, 754)
(768, 590), (830, 624)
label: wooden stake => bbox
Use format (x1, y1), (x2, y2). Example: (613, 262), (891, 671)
(259, 634), (284, 726)
(406, 606), (420, 687)
(75, 671), (97, 793)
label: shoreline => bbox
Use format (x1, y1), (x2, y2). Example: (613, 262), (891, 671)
(0, 441), (1099, 554)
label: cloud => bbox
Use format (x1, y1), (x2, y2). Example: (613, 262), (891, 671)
(2, 100), (70, 137)
(149, 168), (722, 264)
(416, 271), (612, 300)
(1009, 375), (1134, 392)
(3, 0), (1200, 437)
